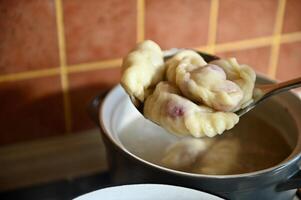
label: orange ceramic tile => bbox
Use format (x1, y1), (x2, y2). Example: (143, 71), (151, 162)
(217, 0), (277, 43)
(0, 0), (59, 74)
(217, 46), (271, 75)
(63, 0), (136, 65)
(282, 0), (301, 33)
(276, 42), (301, 81)
(145, 0), (211, 49)
(0, 76), (65, 145)
(69, 67), (121, 132)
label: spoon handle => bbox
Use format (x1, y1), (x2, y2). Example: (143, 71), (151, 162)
(259, 77), (301, 97)
(236, 77), (301, 117)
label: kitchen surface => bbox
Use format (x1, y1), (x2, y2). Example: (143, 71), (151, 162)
(1, 0), (301, 199)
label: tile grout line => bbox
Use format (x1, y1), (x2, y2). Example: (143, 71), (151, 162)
(207, 0), (219, 54)
(0, 68), (60, 83)
(1, 31), (301, 83)
(268, 0), (286, 78)
(67, 58), (122, 73)
(195, 36), (274, 53)
(55, 0), (72, 133)
(281, 32), (301, 43)
(137, 0), (145, 42)
(214, 36), (274, 52)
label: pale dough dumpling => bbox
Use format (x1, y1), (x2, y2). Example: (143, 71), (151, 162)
(165, 50), (207, 83)
(161, 137), (240, 175)
(176, 63), (244, 111)
(191, 138), (240, 175)
(144, 82), (239, 137)
(161, 138), (211, 171)
(121, 40), (256, 138)
(165, 51), (245, 111)
(210, 58), (256, 109)
(121, 40), (164, 102)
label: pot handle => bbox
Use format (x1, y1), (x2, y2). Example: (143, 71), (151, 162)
(276, 170), (301, 191)
(87, 90), (109, 126)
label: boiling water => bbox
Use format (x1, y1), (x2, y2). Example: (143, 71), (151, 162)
(119, 113), (292, 175)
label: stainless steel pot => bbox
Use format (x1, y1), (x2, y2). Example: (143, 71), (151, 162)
(90, 52), (301, 200)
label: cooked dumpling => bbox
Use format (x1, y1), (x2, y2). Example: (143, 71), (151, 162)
(166, 50), (207, 83)
(165, 51), (245, 111)
(161, 137), (240, 175)
(210, 58), (256, 109)
(144, 82), (239, 137)
(191, 137), (240, 175)
(161, 138), (211, 171)
(121, 40), (164, 102)
(176, 63), (244, 112)
(121, 40), (256, 138)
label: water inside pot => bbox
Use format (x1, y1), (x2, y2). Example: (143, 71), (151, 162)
(113, 94), (298, 175)
(119, 113), (290, 175)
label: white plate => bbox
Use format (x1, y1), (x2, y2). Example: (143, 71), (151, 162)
(74, 184), (223, 200)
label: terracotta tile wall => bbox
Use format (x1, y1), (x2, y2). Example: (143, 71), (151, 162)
(0, 0), (300, 145)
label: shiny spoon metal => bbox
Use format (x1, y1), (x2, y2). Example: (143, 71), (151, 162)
(235, 77), (301, 117)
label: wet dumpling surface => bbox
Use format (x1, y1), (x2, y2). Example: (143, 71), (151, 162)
(121, 40), (164, 102)
(161, 137), (240, 175)
(121, 40), (256, 137)
(175, 63), (244, 111)
(166, 50), (207, 84)
(210, 58), (256, 109)
(165, 51), (254, 112)
(144, 82), (239, 137)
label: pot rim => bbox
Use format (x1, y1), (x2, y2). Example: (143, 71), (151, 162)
(100, 83), (301, 179)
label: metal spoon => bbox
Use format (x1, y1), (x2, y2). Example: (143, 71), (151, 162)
(235, 77), (301, 117)
(128, 49), (301, 117)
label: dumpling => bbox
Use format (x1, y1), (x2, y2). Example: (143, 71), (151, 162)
(143, 82), (239, 137)
(176, 63), (244, 112)
(161, 138), (211, 171)
(165, 50), (207, 83)
(161, 137), (241, 175)
(121, 40), (256, 138)
(121, 40), (164, 102)
(191, 137), (240, 175)
(165, 51), (245, 111)
(210, 58), (256, 109)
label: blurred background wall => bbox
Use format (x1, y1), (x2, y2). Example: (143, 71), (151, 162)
(0, 0), (300, 145)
